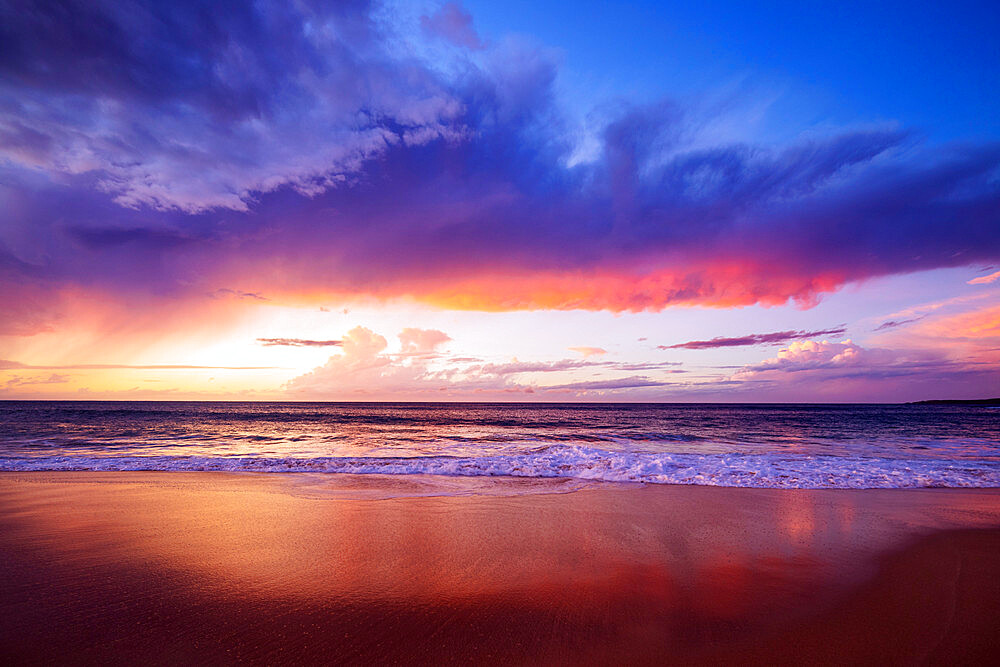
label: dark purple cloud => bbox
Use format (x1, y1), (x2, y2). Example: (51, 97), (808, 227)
(257, 338), (342, 347)
(0, 0), (998, 327)
(873, 316), (926, 331)
(659, 327), (846, 350)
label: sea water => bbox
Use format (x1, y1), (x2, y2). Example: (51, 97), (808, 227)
(1, 401), (998, 489)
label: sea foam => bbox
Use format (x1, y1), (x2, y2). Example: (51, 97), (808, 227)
(2, 445), (999, 489)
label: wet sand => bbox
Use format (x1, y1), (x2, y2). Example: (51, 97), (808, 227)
(1, 472), (1000, 665)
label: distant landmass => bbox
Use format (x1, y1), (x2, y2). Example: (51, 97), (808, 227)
(910, 398), (1000, 406)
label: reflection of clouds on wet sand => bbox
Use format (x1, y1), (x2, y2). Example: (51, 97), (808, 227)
(3, 473), (1000, 663)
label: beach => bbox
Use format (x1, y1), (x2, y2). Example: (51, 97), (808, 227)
(3, 0), (998, 661)
(2, 472), (999, 664)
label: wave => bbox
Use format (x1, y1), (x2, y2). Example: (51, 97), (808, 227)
(2, 445), (999, 489)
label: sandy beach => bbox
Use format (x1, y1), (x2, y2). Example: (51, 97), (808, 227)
(1, 472), (1000, 665)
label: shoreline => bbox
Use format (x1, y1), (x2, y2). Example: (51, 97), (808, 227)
(2, 472), (1000, 664)
(5, 468), (1000, 491)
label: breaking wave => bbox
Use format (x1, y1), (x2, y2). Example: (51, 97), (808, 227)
(3, 445), (999, 489)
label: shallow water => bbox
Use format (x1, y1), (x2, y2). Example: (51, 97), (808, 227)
(1, 401), (998, 488)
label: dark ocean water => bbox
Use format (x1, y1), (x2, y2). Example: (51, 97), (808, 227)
(1, 401), (999, 488)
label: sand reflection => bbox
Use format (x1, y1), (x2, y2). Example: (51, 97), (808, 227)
(3, 473), (1000, 663)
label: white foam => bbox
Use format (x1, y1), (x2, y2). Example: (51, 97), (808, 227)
(2, 445), (999, 489)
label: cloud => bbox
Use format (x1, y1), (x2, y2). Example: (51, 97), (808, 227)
(0, 0), (998, 319)
(659, 327), (846, 350)
(285, 326), (683, 398)
(257, 338), (342, 347)
(398, 328), (451, 354)
(568, 346), (607, 357)
(733, 339), (997, 395)
(286, 326), (470, 396)
(735, 340), (885, 375)
(872, 292), (999, 332)
(272, 318), (1000, 401)
(421, 2), (484, 50)
(0, 359), (276, 370)
(4, 373), (69, 388)
(214, 289), (269, 302)
(968, 270), (1000, 285)
(604, 361), (685, 371)
(0, 1), (468, 213)
(541, 376), (672, 391)
(471, 359), (594, 375)
(466, 357), (682, 376)
(866, 301), (1000, 388)
(915, 303), (1000, 341)
(873, 316), (925, 331)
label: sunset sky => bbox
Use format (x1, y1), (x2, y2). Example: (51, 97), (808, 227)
(1, 0), (998, 401)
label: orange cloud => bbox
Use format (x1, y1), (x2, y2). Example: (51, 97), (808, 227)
(378, 264), (849, 313)
(916, 304), (1000, 341)
(569, 347), (607, 358)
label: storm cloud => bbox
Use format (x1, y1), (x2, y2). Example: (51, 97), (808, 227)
(1, 0), (998, 333)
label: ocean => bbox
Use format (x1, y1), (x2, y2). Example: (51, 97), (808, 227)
(1, 401), (998, 489)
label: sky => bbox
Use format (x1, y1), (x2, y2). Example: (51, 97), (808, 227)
(0, 0), (998, 402)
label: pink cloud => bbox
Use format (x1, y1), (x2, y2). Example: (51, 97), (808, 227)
(731, 338), (998, 401)
(398, 328), (452, 354)
(875, 299), (1000, 361)
(420, 3), (485, 50)
(924, 304), (1000, 340)
(285, 327), (680, 399)
(735, 340), (880, 375)
(968, 270), (1000, 285)
(286, 326), (487, 398)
